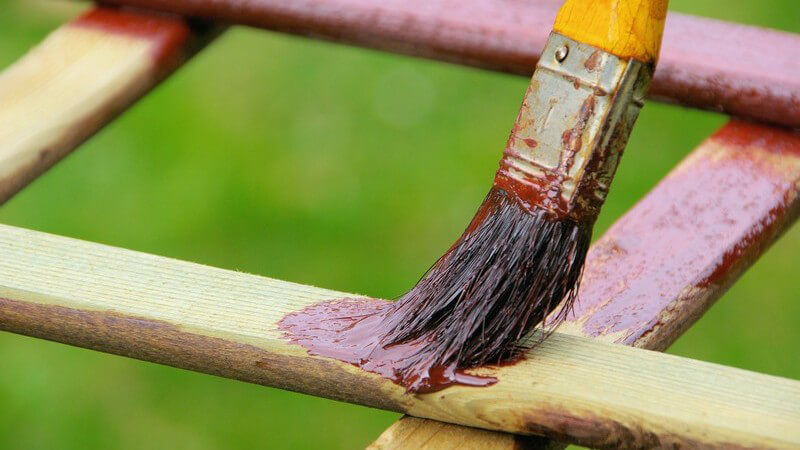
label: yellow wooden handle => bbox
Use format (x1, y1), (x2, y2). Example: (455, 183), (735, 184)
(553, 0), (668, 63)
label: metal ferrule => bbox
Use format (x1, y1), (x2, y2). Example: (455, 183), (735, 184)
(495, 32), (653, 223)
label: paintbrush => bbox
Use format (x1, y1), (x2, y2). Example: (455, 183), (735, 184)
(377, 0), (669, 390)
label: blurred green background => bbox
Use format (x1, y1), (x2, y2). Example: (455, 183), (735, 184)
(0, 1), (798, 448)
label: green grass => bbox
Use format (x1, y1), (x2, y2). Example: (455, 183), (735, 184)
(1, 1), (798, 448)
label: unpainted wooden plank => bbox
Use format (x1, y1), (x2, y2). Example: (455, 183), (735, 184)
(369, 416), (560, 450)
(0, 6), (218, 204)
(1, 121), (800, 448)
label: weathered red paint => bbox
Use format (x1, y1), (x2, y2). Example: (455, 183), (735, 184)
(71, 7), (198, 71)
(280, 120), (800, 389)
(99, 0), (800, 128)
(569, 120), (800, 346)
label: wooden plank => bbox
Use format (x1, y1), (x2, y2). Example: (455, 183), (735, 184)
(0, 6), (219, 204)
(1, 123), (800, 449)
(98, 0), (800, 128)
(369, 120), (800, 448)
(0, 227), (799, 449)
(369, 416), (560, 450)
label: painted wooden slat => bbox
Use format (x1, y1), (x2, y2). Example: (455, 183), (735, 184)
(98, 0), (800, 128)
(370, 120), (800, 448)
(0, 6), (219, 204)
(1, 123), (799, 449)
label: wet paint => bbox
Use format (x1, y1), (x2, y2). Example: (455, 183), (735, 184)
(72, 7), (193, 70)
(279, 298), (498, 393)
(569, 120), (800, 345)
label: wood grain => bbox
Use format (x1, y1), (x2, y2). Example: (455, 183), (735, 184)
(371, 119), (800, 449)
(368, 416), (561, 450)
(97, 0), (800, 128)
(553, 0), (668, 62)
(0, 6), (218, 204)
(2, 122), (800, 448)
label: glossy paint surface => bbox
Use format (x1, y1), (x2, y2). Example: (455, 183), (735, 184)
(279, 298), (498, 392)
(569, 120), (800, 347)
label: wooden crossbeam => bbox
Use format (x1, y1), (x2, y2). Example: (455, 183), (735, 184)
(0, 225), (799, 448)
(1, 123), (799, 449)
(371, 120), (800, 448)
(98, 0), (800, 128)
(0, 6), (219, 204)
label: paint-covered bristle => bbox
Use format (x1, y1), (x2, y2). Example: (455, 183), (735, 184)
(376, 188), (591, 390)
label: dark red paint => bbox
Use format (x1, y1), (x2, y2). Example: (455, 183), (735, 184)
(279, 298), (497, 393)
(72, 7), (193, 70)
(568, 120), (800, 345)
(493, 171), (561, 217)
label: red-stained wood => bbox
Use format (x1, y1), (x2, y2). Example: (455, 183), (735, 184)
(287, 119), (800, 390)
(72, 7), (202, 72)
(0, 6), (219, 204)
(371, 120), (800, 448)
(565, 120), (800, 351)
(98, 0), (800, 128)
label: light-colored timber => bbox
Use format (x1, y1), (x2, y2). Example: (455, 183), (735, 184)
(0, 7), (218, 204)
(369, 121), (800, 448)
(2, 119), (800, 448)
(369, 416), (561, 450)
(98, 0), (800, 128)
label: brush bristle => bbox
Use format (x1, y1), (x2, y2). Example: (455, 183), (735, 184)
(378, 187), (591, 390)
